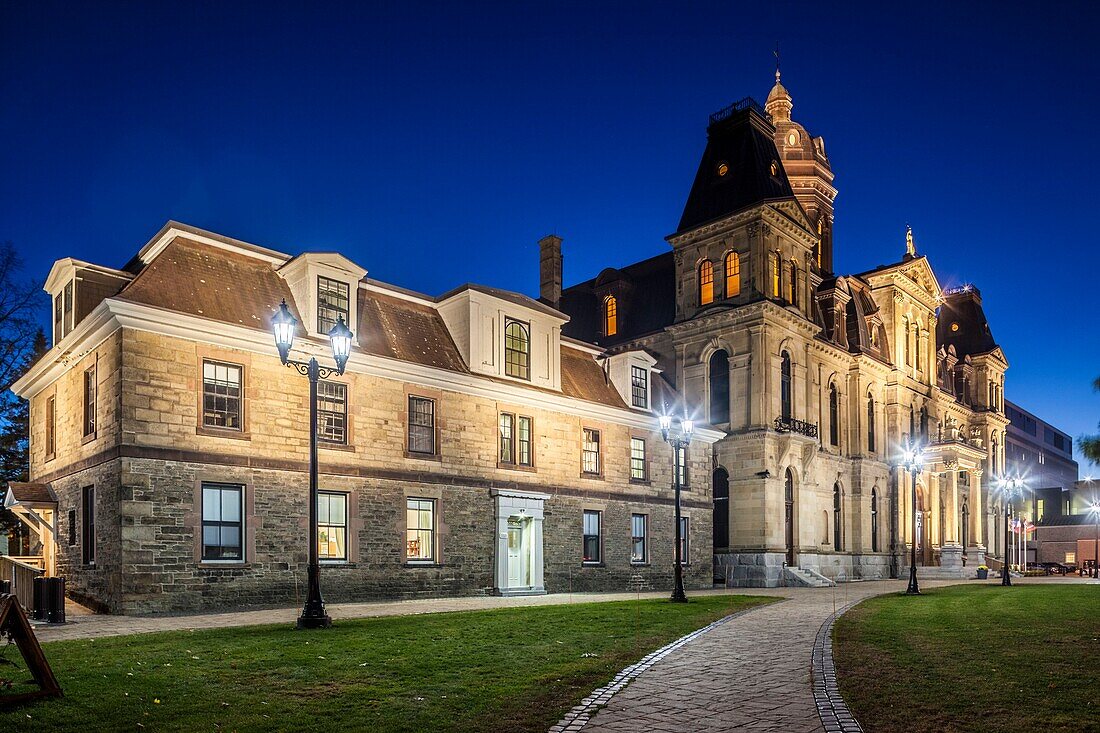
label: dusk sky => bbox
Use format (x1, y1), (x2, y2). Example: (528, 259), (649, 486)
(2, 2), (1097, 469)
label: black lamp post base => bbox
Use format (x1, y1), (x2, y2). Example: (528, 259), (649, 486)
(905, 566), (920, 595)
(297, 611), (332, 629)
(670, 588), (688, 603)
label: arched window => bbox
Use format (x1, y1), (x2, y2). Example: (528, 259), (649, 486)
(504, 319), (530, 380)
(713, 468), (729, 550)
(770, 252), (781, 298)
(903, 317), (912, 365)
(724, 252), (740, 297)
(870, 488), (879, 552)
(867, 394), (876, 453)
(603, 296), (617, 337)
(780, 351), (792, 421)
(784, 469), (795, 565)
(833, 483), (842, 550)
(816, 217), (824, 268)
(698, 260), (714, 305)
(920, 405), (929, 440)
(709, 350), (730, 424)
(828, 383), (839, 447)
(961, 498), (969, 550)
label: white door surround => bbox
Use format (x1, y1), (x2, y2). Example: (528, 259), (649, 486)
(491, 488), (547, 596)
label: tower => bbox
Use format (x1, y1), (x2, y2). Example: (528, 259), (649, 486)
(765, 70), (837, 273)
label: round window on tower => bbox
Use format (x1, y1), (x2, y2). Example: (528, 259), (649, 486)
(787, 130), (799, 146)
(950, 322), (960, 332)
(716, 161), (729, 177)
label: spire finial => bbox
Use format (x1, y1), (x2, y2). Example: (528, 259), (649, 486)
(774, 41), (781, 83)
(905, 224), (916, 257)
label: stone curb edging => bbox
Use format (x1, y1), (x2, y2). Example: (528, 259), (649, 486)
(549, 600), (783, 733)
(812, 600), (864, 733)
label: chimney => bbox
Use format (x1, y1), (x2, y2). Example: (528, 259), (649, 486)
(538, 234), (562, 309)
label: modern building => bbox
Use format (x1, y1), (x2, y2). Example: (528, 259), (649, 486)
(557, 74), (1011, 585)
(1003, 400), (1079, 521)
(7, 224), (721, 614)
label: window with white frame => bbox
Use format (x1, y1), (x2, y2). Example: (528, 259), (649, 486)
(318, 491), (348, 561)
(82, 365), (96, 437)
(630, 437), (647, 481)
(517, 415), (533, 467)
(504, 319), (530, 380)
(201, 483), (243, 561)
(317, 276), (350, 335)
(406, 498), (435, 562)
(202, 360), (243, 430)
(631, 513), (648, 563)
(583, 510), (601, 563)
(630, 365), (648, 408)
(316, 381), (347, 445)
(582, 428), (601, 475)
(499, 412), (514, 464)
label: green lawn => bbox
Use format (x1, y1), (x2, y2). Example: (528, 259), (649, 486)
(1, 594), (772, 732)
(834, 584), (1100, 733)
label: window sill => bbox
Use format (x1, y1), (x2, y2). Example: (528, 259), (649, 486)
(200, 561), (248, 567)
(81, 432), (97, 446)
(497, 462), (537, 473)
(581, 562), (605, 568)
(320, 560), (352, 566)
(405, 451), (442, 462)
(319, 442), (355, 453)
(580, 472), (604, 480)
(630, 561), (650, 567)
(404, 561), (442, 568)
(197, 426), (251, 441)
(629, 478), (650, 486)
(44, 454), (56, 463)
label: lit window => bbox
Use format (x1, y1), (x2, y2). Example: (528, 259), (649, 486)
(407, 396), (436, 454)
(83, 366), (96, 437)
(45, 395), (56, 458)
(724, 252), (740, 297)
(604, 296), (618, 337)
(201, 483), (243, 561)
(630, 437), (647, 481)
(499, 412), (515, 464)
(517, 416), (533, 466)
(770, 252), (781, 297)
(787, 130), (799, 146)
(582, 428), (601, 475)
(787, 261), (798, 306)
(406, 498), (435, 562)
(631, 514), (648, 563)
(770, 160), (779, 176)
(318, 492), (348, 561)
(630, 366), (648, 408)
(583, 510), (601, 563)
(679, 517), (690, 564)
(716, 161), (729, 177)
(202, 360), (243, 430)
(317, 276), (350, 335)
(699, 260), (714, 305)
(316, 381), (347, 445)
(53, 281), (74, 344)
(504, 319), (530, 380)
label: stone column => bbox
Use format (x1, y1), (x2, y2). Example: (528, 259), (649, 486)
(970, 469), (984, 545)
(748, 325), (766, 428)
(946, 465), (959, 543)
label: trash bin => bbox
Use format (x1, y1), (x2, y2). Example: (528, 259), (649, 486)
(32, 576), (47, 620)
(0, 579), (10, 595)
(45, 577), (66, 624)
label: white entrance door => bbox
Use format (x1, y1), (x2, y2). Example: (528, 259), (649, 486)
(507, 518), (526, 588)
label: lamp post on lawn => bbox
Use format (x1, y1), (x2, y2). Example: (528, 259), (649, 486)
(271, 299), (354, 629)
(659, 414), (693, 603)
(998, 477), (1026, 587)
(900, 441), (925, 595)
(1090, 502), (1100, 579)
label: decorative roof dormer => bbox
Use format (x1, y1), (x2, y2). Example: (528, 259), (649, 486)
(43, 258), (133, 347)
(277, 253), (367, 340)
(602, 349), (659, 412)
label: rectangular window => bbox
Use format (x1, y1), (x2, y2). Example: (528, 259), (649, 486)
(63, 280), (73, 333)
(81, 485), (96, 565)
(67, 508), (76, 546)
(202, 360), (243, 430)
(517, 416), (533, 467)
(317, 276), (350, 335)
(406, 498), (435, 562)
(630, 437), (647, 481)
(201, 483), (243, 561)
(83, 365), (96, 437)
(1066, 552), (1076, 564)
(631, 366), (648, 408)
(316, 381), (348, 445)
(53, 292), (63, 345)
(679, 516), (690, 564)
(582, 428), (601, 475)
(318, 491), (348, 561)
(583, 510), (601, 563)
(676, 445), (689, 488)
(504, 318), (530, 380)
(407, 396), (436, 454)
(631, 513), (648, 563)
(45, 395), (56, 458)
(499, 412), (515, 464)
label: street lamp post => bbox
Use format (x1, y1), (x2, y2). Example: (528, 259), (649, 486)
(998, 477), (1025, 587)
(271, 299), (354, 629)
(1090, 502), (1100, 579)
(900, 442), (924, 595)
(659, 414), (693, 603)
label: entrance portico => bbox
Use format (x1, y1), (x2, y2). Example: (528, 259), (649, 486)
(491, 489), (547, 596)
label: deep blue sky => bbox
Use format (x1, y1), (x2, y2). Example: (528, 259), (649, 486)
(2, 2), (1098, 470)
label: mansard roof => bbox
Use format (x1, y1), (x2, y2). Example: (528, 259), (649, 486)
(937, 285), (1000, 358)
(559, 251), (675, 346)
(676, 99), (797, 234)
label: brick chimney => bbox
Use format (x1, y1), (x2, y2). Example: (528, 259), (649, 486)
(538, 234), (562, 309)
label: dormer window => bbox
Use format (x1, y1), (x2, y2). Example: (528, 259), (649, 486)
(630, 365), (648, 409)
(504, 318), (530, 380)
(317, 276), (350, 334)
(53, 280), (74, 344)
(604, 296), (618, 337)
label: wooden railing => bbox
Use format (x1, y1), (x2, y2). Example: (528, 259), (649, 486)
(0, 555), (45, 610)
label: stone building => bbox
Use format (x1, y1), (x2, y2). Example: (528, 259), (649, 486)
(10, 223), (721, 614)
(557, 73), (1011, 585)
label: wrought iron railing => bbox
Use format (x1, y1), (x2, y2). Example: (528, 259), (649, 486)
(709, 97), (768, 125)
(774, 417), (819, 438)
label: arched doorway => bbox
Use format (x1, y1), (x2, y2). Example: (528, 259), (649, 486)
(712, 467), (729, 551)
(961, 498), (970, 550)
(784, 469), (796, 567)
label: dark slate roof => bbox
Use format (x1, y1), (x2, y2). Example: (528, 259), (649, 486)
(5, 482), (56, 504)
(937, 287), (999, 358)
(559, 252), (676, 346)
(676, 100), (796, 234)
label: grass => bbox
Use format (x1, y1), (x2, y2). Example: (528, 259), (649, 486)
(0, 594), (772, 732)
(834, 584), (1100, 733)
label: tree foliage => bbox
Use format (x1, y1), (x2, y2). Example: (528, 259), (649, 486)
(1080, 375), (1100, 466)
